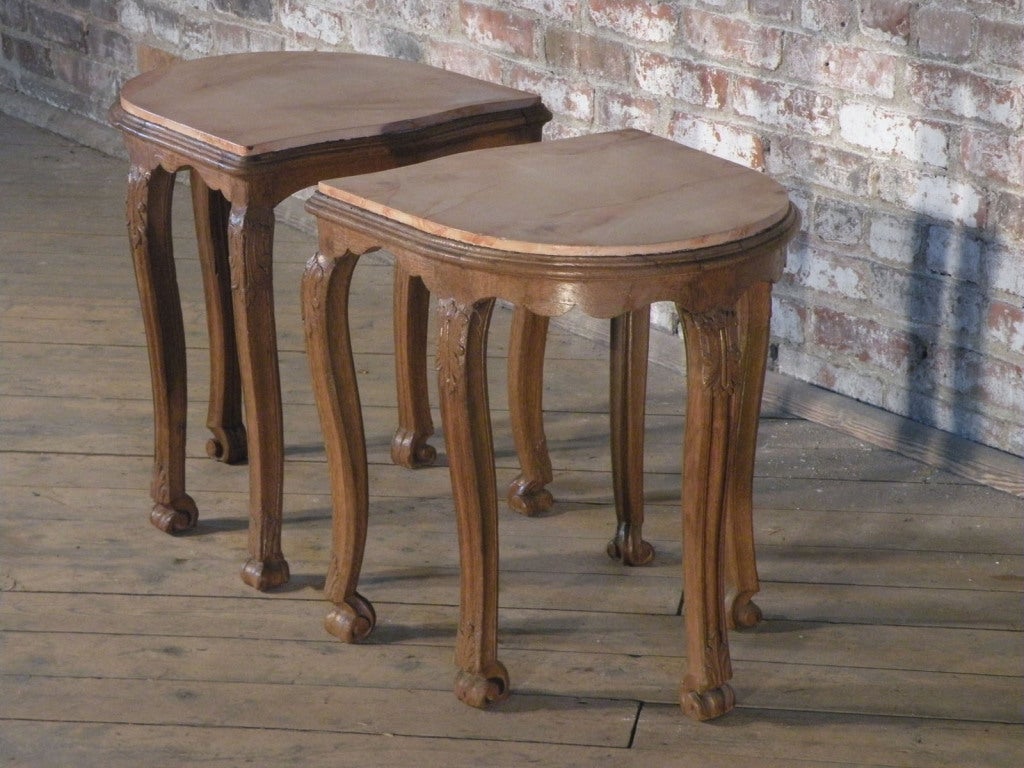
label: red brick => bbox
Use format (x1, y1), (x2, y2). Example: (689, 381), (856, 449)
(212, 0), (273, 23)
(767, 136), (875, 198)
(1, 32), (54, 77)
(915, 5), (974, 62)
(508, 0), (579, 23)
(682, 8), (783, 70)
(990, 192), (1024, 246)
(785, 34), (897, 98)
(588, 0), (678, 43)
(751, 0), (794, 23)
(633, 51), (727, 107)
(460, 2), (535, 58)
(860, 0), (912, 44)
(961, 128), (1024, 188)
(908, 62), (1023, 130)
(813, 306), (917, 372)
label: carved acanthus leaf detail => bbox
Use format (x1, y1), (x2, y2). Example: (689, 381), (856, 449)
(692, 308), (741, 394)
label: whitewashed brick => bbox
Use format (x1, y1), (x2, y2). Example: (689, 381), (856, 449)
(840, 103), (948, 168)
(281, 1), (346, 46)
(668, 115), (765, 169)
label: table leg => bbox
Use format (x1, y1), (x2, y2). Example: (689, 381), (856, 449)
(191, 171), (247, 465)
(391, 265), (437, 468)
(303, 247), (376, 642)
(677, 303), (743, 721)
(507, 307), (554, 516)
(227, 201), (290, 591)
(607, 308), (656, 566)
(125, 161), (198, 533)
(724, 283), (771, 630)
(436, 296), (510, 708)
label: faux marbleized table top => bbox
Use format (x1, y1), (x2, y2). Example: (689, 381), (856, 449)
(117, 51), (543, 156)
(318, 129), (793, 258)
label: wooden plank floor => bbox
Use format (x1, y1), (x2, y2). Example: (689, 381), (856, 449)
(1, 112), (1022, 766)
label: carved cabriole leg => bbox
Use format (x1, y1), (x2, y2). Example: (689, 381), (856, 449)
(436, 296), (510, 708)
(190, 171), (247, 465)
(506, 307), (554, 516)
(303, 247), (376, 642)
(126, 161), (198, 533)
(676, 303), (742, 721)
(724, 283), (772, 630)
(391, 265), (437, 468)
(607, 307), (656, 566)
(228, 202), (290, 590)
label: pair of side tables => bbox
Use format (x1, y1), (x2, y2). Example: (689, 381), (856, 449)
(112, 52), (797, 721)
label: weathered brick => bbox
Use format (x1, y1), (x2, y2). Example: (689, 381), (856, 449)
(668, 114), (766, 170)
(28, 5), (88, 52)
(596, 88), (661, 131)
(461, 2), (535, 57)
(801, 0), (856, 36)
(90, 26), (134, 65)
(52, 48), (119, 103)
(771, 294), (807, 345)
(977, 17), (1024, 72)
(348, 18), (422, 61)
(682, 8), (783, 70)
(868, 213), (925, 268)
(786, 246), (871, 301)
(877, 166), (987, 229)
(961, 127), (1024, 188)
(545, 27), (631, 84)
(633, 50), (726, 107)
(135, 43), (179, 72)
(1, 33), (54, 78)
(751, 0), (795, 23)
(280, 0), (346, 46)
(839, 103), (948, 168)
(988, 300), (1024, 355)
(732, 76), (834, 136)
(768, 136), (875, 198)
(989, 192), (1024, 245)
(1, 0), (27, 31)
(812, 197), (864, 245)
(988, 239), (1024, 296)
(212, 0), (273, 23)
(924, 224), (984, 285)
(508, 65), (594, 122)
(813, 306), (919, 373)
(588, 0), (678, 43)
(908, 62), (1023, 130)
(859, 0), (912, 44)
(427, 41), (506, 83)
(507, 0), (578, 23)
(785, 34), (896, 98)
(915, 5), (974, 62)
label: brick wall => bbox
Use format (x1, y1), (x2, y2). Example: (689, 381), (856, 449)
(2, 1), (1021, 456)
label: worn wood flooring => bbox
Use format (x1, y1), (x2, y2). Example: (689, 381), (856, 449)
(1, 112), (1022, 766)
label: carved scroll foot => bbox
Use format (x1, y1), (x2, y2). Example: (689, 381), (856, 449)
(390, 428), (437, 468)
(681, 683), (736, 721)
(506, 475), (554, 517)
(150, 496), (199, 533)
(606, 524), (655, 566)
(454, 662), (511, 708)
(240, 556), (290, 592)
(206, 425), (248, 464)
(727, 591), (763, 630)
(324, 593), (377, 643)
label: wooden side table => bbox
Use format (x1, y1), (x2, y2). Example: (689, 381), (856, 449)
(110, 51), (550, 590)
(303, 130), (799, 720)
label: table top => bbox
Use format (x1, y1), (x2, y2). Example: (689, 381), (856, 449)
(318, 130), (793, 258)
(118, 52), (543, 156)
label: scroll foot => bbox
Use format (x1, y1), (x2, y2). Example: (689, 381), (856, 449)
(506, 475), (554, 517)
(681, 684), (736, 721)
(150, 497), (198, 533)
(454, 662), (510, 708)
(324, 593), (377, 643)
(606, 528), (656, 566)
(240, 556), (290, 591)
(206, 425), (248, 464)
(728, 593), (763, 630)
(391, 428), (437, 468)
